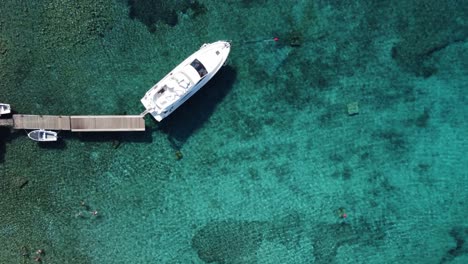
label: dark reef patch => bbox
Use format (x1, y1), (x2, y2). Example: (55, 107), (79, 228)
(316, 103), (347, 128)
(373, 130), (408, 155)
(240, 0), (268, 8)
(127, 0), (207, 32)
(366, 80), (416, 110)
(192, 220), (266, 263)
(192, 216), (390, 263)
(311, 218), (388, 264)
(259, 142), (297, 160)
(128, 0), (178, 31)
(391, 1), (468, 77)
(440, 226), (468, 263)
(415, 163), (431, 173)
(299, 58), (333, 92)
(40, 0), (118, 46)
(268, 55), (332, 112)
(271, 212), (304, 250)
(317, 110), (336, 127)
(182, 0), (207, 18)
(269, 161), (293, 183)
(235, 112), (264, 139)
(415, 108), (430, 128)
(328, 145), (377, 181)
(414, 163), (433, 186)
(367, 170), (397, 198)
(342, 166), (352, 180)
(404, 108), (431, 128)
(331, 166), (352, 180)
(0, 37), (9, 56)
(248, 167), (260, 180)
(192, 214), (308, 263)
(329, 152), (344, 163)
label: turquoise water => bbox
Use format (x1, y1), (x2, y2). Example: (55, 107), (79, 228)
(1, 0), (467, 263)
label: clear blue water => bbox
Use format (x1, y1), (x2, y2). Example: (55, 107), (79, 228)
(1, 1), (467, 263)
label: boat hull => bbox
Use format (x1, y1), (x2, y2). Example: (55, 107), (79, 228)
(28, 129), (58, 142)
(0, 103), (11, 115)
(141, 41), (231, 122)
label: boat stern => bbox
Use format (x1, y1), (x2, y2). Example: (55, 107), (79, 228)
(140, 95), (163, 121)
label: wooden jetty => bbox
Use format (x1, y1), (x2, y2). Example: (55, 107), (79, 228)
(0, 114), (145, 132)
(0, 118), (14, 127)
(70, 115), (145, 132)
(13, 115), (71, 130)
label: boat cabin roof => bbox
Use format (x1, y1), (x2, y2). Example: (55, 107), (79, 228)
(190, 59), (208, 78)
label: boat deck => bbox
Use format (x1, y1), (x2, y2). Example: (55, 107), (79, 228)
(2, 114), (145, 132)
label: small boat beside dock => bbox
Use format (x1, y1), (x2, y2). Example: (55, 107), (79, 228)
(28, 129), (58, 142)
(0, 103), (11, 115)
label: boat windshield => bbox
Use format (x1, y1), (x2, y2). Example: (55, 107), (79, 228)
(190, 59), (208, 78)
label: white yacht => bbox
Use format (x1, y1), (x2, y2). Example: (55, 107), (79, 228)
(141, 41), (231, 121)
(28, 129), (58, 142)
(0, 103), (11, 115)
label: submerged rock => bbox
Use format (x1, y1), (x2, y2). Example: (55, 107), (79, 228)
(192, 220), (266, 263)
(12, 176), (29, 189)
(347, 102), (359, 116)
(0, 38), (8, 55)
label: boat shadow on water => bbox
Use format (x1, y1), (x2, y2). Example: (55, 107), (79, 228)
(0, 127), (16, 163)
(159, 65), (237, 149)
(36, 138), (67, 149)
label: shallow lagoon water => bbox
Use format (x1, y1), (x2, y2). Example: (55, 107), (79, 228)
(0, 1), (467, 263)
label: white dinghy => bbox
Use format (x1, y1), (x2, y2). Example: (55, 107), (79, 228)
(0, 103), (11, 115)
(28, 129), (58, 142)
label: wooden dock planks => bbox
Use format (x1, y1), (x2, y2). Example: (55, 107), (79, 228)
(0, 118), (14, 127)
(13, 114), (71, 130)
(70, 115), (145, 132)
(11, 114), (145, 132)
